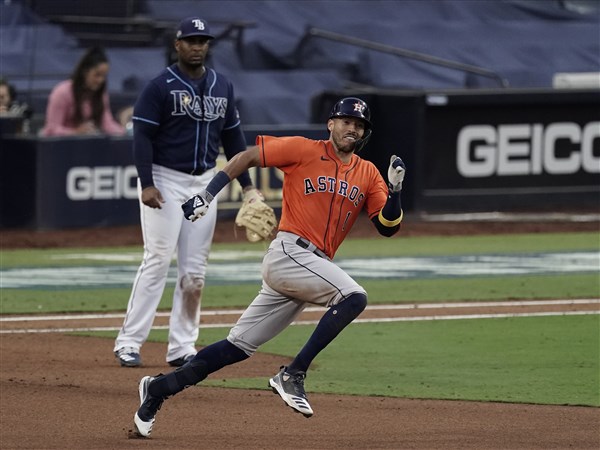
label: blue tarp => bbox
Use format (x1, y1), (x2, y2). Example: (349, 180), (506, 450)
(145, 0), (599, 89)
(1, 0), (598, 125)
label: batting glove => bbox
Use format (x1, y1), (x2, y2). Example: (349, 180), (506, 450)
(388, 155), (406, 192)
(182, 191), (210, 222)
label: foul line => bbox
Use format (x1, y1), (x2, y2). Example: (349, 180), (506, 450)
(0, 299), (598, 334)
(1, 299), (598, 322)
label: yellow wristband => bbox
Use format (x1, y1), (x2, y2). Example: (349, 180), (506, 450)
(378, 209), (403, 227)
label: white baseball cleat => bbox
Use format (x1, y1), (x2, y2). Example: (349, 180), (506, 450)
(133, 375), (164, 437)
(269, 366), (313, 418)
(115, 346), (141, 367)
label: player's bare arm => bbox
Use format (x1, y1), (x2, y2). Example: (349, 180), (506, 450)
(221, 146), (261, 180)
(186, 146), (261, 206)
(182, 145), (276, 242)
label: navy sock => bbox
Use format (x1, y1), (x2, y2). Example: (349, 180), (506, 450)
(197, 338), (250, 373)
(149, 339), (248, 398)
(287, 292), (367, 374)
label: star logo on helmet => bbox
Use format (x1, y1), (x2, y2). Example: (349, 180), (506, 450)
(353, 102), (364, 113)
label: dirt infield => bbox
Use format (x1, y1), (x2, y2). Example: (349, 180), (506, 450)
(2, 301), (600, 449)
(1, 216), (599, 448)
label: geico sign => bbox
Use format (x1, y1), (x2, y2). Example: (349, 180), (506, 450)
(457, 122), (600, 177)
(66, 166), (138, 200)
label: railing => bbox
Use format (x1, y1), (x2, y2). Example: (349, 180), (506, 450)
(297, 27), (509, 88)
(43, 14), (257, 48)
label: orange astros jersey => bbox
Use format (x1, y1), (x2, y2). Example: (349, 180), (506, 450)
(257, 135), (389, 259)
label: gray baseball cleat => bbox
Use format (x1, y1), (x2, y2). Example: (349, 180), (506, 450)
(134, 375), (164, 437)
(268, 366), (313, 417)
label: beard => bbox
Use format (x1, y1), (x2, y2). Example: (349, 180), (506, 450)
(332, 133), (357, 154)
(180, 51), (206, 71)
(184, 59), (204, 69)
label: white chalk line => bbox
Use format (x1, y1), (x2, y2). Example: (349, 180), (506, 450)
(1, 298), (597, 322)
(1, 299), (598, 334)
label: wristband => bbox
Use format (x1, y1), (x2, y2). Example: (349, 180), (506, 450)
(205, 171), (231, 201)
(378, 189), (403, 227)
(378, 209), (403, 227)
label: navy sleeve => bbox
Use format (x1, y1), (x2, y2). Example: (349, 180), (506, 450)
(131, 80), (163, 188)
(222, 81), (242, 130)
(133, 120), (158, 188)
(221, 125), (252, 188)
(132, 79), (163, 125)
(221, 125), (246, 157)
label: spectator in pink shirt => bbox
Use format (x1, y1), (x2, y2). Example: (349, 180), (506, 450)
(41, 47), (125, 137)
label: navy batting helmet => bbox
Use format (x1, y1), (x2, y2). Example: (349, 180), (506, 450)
(328, 97), (372, 129)
(328, 97), (372, 152)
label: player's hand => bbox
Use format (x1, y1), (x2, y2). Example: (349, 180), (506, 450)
(141, 186), (165, 209)
(387, 155), (406, 192)
(182, 191), (210, 222)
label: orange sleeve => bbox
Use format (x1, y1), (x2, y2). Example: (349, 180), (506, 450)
(256, 135), (312, 171)
(363, 163), (391, 220)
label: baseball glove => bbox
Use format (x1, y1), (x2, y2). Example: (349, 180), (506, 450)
(235, 188), (277, 242)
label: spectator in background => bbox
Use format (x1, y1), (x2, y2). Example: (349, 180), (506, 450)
(0, 77), (34, 134)
(0, 78), (18, 115)
(0, 78), (31, 117)
(40, 47), (125, 136)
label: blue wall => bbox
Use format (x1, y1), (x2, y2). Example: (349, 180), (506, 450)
(1, 0), (599, 127)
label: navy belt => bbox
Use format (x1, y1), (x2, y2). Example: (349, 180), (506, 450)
(190, 168), (205, 176)
(296, 238), (328, 259)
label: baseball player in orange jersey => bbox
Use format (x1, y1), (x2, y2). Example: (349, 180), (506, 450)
(131, 97), (406, 437)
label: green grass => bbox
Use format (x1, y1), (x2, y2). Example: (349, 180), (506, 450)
(89, 314), (600, 406)
(3, 231), (599, 406)
(2, 273), (599, 314)
(227, 316), (599, 406)
(1, 231), (598, 314)
(1, 232), (598, 268)
(337, 232), (600, 258)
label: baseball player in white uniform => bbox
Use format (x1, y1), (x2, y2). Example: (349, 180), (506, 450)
(113, 17), (258, 367)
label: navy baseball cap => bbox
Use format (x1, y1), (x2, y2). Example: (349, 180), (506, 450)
(176, 17), (215, 40)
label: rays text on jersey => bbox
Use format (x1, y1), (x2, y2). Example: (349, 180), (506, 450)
(170, 90), (228, 121)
